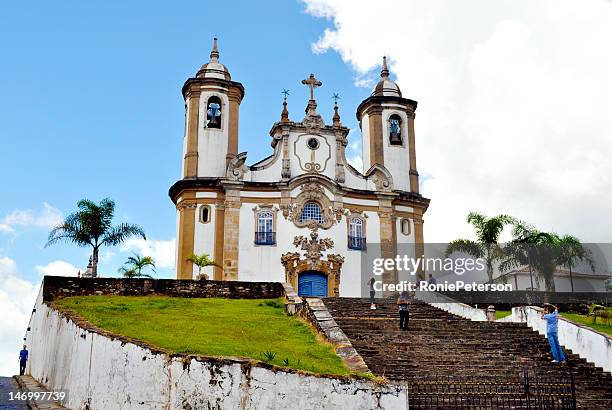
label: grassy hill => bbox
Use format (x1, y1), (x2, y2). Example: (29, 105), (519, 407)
(54, 295), (349, 376)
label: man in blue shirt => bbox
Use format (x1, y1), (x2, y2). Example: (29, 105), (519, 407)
(541, 304), (566, 363)
(19, 345), (28, 375)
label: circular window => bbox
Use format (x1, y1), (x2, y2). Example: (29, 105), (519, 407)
(307, 137), (320, 150)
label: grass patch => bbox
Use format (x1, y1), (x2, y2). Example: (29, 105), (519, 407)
(53, 295), (349, 376)
(495, 310), (512, 320)
(560, 313), (612, 336)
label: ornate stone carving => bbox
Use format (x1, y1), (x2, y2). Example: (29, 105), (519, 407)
(283, 182), (336, 229)
(281, 226), (344, 297)
(281, 133), (291, 180)
(365, 164), (394, 192)
(333, 206), (347, 222)
(377, 210), (394, 219)
(281, 158), (291, 179)
(177, 199), (198, 211)
(226, 152), (248, 181)
(293, 228), (335, 269)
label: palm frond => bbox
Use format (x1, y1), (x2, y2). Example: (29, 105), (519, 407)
(101, 223), (146, 246)
(445, 239), (483, 258)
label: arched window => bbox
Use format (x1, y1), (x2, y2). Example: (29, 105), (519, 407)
(348, 218), (365, 250)
(206, 96), (222, 129)
(389, 114), (402, 145)
(299, 202), (324, 224)
(400, 218), (411, 235)
(200, 205), (211, 223)
(255, 211), (275, 245)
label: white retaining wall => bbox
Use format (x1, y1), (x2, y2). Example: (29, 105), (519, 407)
(506, 306), (612, 373)
(415, 290), (488, 321)
(25, 290), (408, 410)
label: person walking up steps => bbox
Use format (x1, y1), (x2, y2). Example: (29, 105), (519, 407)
(367, 277), (376, 310)
(397, 291), (409, 330)
(541, 304), (566, 363)
(19, 345), (28, 376)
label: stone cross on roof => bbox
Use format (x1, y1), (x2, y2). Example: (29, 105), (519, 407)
(302, 74), (322, 101)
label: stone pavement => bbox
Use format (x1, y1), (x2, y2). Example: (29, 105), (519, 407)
(0, 377), (27, 409)
(12, 376), (66, 410)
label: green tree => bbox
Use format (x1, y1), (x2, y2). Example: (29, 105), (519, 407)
(499, 221), (547, 290)
(446, 212), (516, 283)
(46, 198), (146, 277)
(502, 223), (592, 292)
(119, 254), (156, 278)
(186, 253), (218, 280)
(555, 235), (594, 293)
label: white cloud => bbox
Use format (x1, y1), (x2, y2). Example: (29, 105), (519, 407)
(303, 0), (612, 242)
(0, 256), (38, 377)
(120, 238), (176, 269)
(0, 203), (63, 233)
(35, 260), (81, 277)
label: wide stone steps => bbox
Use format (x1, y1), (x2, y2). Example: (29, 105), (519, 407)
(323, 297), (611, 409)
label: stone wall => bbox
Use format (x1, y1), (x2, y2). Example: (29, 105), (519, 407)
(41, 275), (284, 302)
(25, 286), (409, 409)
(298, 297), (370, 373)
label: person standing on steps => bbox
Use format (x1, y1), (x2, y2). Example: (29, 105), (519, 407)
(428, 273), (436, 286)
(397, 291), (409, 331)
(19, 345), (28, 375)
(541, 304), (566, 363)
(367, 277), (376, 310)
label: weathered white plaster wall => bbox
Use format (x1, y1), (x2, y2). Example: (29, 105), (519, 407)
(416, 290), (488, 321)
(505, 306), (612, 373)
(25, 291), (409, 410)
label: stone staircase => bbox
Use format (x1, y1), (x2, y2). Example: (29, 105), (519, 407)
(323, 297), (612, 409)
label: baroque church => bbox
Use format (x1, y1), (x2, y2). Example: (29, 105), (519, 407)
(169, 38), (430, 297)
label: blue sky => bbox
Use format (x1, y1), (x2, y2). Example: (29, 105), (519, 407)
(0, 0), (371, 281)
(2, 0), (612, 377)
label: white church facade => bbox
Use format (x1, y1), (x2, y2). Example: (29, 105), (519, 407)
(169, 39), (430, 297)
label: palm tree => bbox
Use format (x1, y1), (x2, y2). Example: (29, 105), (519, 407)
(555, 235), (594, 293)
(446, 212), (516, 283)
(500, 221), (546, 290)
(502, 223), (590, 292)
(46, 198), (146, 277)
(119, 254), (156, 278)
(186, 253), (218, 280)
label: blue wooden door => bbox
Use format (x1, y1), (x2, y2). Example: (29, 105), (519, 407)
(298, 272), (328, 297)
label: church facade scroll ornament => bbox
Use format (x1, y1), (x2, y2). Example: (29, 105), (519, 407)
(226, 152), (248, 181)
(365, 164), (394, 192)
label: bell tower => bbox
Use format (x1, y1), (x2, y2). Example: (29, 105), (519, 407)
(356, 57), (419, 193)
(181, 37), (245, 179)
